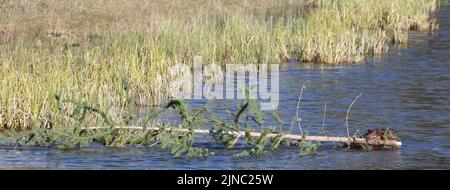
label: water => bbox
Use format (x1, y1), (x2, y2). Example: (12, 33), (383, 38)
(1, 7), (450, 170)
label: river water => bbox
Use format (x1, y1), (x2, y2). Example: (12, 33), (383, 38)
(1, 6), (449, 170)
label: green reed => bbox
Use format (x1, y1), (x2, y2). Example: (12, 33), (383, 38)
(0, 0), (439, 147)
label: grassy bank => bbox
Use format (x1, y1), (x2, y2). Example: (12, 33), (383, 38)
(0, 0), (440, 152)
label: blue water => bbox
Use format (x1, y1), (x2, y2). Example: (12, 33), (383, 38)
(1, 6), (449, 170)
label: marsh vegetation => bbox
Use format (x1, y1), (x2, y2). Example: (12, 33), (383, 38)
(0, 0), (442, 157)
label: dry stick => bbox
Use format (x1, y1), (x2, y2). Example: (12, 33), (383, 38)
(227, 133), (241, 149)
(321, 102), (327, 135)
(83, 125), (402, 147)
(346, 94), (363, 139)
(296, 85), (306, 135)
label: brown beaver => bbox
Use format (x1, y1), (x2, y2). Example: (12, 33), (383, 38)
(364, 128), (399, 141)
(346, 128), (400, 150)
(363, 128), (400, 150)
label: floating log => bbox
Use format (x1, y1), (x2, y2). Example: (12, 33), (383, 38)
(84, 126), (402, 148)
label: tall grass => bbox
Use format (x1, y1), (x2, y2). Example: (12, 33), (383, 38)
(0, 0), (440, 132)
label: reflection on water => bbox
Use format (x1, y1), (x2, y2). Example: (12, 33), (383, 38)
(1, 7), (450, 170)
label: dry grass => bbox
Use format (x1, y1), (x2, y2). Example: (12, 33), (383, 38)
(0, 0), (440, 131)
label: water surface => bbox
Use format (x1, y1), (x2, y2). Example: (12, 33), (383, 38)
(1, 6), (450, 170)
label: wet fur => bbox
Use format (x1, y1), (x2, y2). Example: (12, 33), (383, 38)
(347, 128), (400, 150)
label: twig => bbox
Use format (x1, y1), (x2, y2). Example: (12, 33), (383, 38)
(148, 141), (161, 148)
(227, 133), (241, 149)
(346, 94), (363, 138)
(296, 85), (306, 135)
(321, 102), (327, 135)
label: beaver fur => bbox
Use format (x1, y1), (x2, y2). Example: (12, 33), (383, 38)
(364, 128), (399, 141)
(346, 128), (400, 150)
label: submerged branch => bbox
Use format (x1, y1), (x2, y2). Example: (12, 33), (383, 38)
(82, 125), (402, 147)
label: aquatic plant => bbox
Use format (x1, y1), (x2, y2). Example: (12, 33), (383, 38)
(0, 0), (433, 154)
(299, 140), (320, 156)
